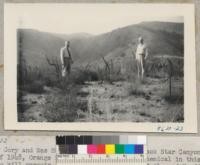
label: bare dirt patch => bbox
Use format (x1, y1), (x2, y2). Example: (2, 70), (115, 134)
(18, 77), (183, 123)
(76, 77), (183, 122)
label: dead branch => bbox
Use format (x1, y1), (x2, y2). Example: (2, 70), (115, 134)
(101, 56), (111, 82)
(45, 55), (61, 79)
(102, 56), (110, 72)
(85, 63), (91, 71)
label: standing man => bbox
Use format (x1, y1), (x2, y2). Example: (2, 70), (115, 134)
(135, 36), (148, 79)
(60, 41), (73, 77)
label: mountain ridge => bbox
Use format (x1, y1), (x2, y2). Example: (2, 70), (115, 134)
(18, 21), (184, 69)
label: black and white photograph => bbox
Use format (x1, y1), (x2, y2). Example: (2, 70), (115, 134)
(4, 4), (197, 132)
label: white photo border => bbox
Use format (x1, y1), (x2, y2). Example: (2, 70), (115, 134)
(4, 3), (197, 133)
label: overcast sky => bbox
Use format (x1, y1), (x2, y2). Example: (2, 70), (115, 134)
(5, 4), (184, 35)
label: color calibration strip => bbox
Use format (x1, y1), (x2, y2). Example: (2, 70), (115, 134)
(56, 136), (145, 155)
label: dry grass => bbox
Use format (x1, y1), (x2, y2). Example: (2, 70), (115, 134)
(127, 79), (145, 96)
(18, 55), (184, 123)
(158, 107), (184, 122)
(43, 87), (86, 122)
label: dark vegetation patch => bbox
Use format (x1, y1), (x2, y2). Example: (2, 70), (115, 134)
(164, 95), (184, 104)
(17, 52), (184, 122)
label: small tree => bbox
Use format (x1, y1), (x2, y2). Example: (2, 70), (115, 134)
(102, 56), (111, 82)
(45, 55), (62, 80)
(149, 56), (174, 97)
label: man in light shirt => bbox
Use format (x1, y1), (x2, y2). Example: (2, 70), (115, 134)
(135, 36), (148, 79)
(60, 41), (73, 77)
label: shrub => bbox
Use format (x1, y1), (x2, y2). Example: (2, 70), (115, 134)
(43, 86), (85, 122)
(44, 76), (58, 87)
(160, 107), (184, 122)
(164, 94), (183, 104)
(127, 80), (145, 96)
(43, 93), (77, 122)
(23, 80), (45, 94)
(129, 87), (145, 96)
(73, 69), (99, 85)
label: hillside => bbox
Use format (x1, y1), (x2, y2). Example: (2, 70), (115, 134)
(139, 21), (184, 35)
(18, 22), (184, 123)
(17, 29), (91, 67)
(18, 21), (184, 69)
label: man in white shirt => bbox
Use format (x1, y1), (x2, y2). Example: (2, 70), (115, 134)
(135, 36), (148, 79)
(60, 41), (73, 77)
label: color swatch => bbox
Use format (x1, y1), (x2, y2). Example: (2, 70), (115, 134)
(56, 136), (145, 155)
(105, 144), (115, 154)
(115, 144), (124, 154)
(124, 144), (135, 154)
(96, 144), (105, 154)
(87, 144), (97, 154)
(56, 135), (146, 145)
